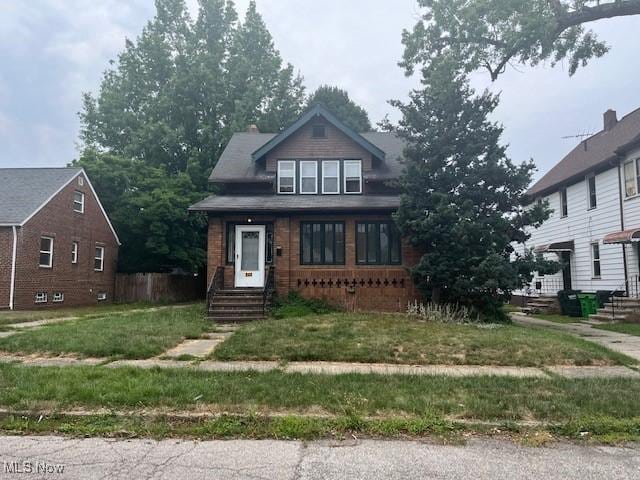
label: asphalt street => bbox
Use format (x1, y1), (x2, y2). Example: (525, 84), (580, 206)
(0, 435), (638, 479)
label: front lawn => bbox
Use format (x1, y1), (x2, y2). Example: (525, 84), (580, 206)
(2, 364), (640, 424)
(594, 322), (640, 337)
(0, 302), (159, 326)
(0, 304), (209, 359)
(213, 313), (632, 366)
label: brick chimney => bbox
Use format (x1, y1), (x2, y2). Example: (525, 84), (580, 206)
(246, 124), (260, 134)
(603, 109), (617, 131)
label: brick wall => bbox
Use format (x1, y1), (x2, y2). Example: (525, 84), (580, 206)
(206, 212), (422, 312)
(265, 117), (373, 173)
(9, 172), (119, 309)
(0, 228), (13, 309)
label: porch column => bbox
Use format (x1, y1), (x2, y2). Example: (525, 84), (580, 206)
(275, 216), (291, 295)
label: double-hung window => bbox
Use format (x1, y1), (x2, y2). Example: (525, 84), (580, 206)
(72, 241), (79, 264)
(73, 191), (85, 213)
(587, 175), (597, 209)
(300, 161), (318, 194)
(344, 160), (362, 194)
(39, 237), (54, 268)
(591, 242), (601, 278)
(559, 188), (568, 217)
(300, 222), (345, 265)
(356, 222), (401, 265)
(94, 246), (105, 272)
(624, 161), (636, 197)
(322, 160), (340, 194)
(278, 161), (296, 194)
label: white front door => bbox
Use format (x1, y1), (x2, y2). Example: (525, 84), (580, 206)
(234, 225), (265, 288)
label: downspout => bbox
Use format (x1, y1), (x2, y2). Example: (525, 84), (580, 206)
(9, 226), (17, 310)
(617, 161), (629, 295)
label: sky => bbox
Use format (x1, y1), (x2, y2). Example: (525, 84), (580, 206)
(0, 0), (638, 182)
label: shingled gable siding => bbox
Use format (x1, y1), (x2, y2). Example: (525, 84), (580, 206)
(206, 213), (422, 312)
(265, 117), (374, 174)
(0, 228), (13, 309)
(10, 173), (119, 309)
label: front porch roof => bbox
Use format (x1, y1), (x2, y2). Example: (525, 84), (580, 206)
(189, 195), (400, 213)
(603, 228), (640, 244)
(533, 240), (574, 253)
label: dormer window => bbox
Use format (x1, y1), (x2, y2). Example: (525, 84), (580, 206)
(300, 161), (318, 194)
(312, 124), (326, 138)
(344, 160), (362, 194)
(277, 161), (296, 194)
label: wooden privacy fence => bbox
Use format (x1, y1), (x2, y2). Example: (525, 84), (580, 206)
(115, 273), (205, 303)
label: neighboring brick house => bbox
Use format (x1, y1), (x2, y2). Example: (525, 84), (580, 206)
(190, 105), (422, 321)
(0, 168), (120, 310)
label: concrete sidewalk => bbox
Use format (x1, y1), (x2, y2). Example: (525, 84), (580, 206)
(0, 436), (637, 480)
(512, 313), (640, 362)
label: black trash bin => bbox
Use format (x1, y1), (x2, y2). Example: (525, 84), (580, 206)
(557, 289), (582, 317)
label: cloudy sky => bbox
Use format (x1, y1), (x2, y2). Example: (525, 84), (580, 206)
(0, 0), (638, 181)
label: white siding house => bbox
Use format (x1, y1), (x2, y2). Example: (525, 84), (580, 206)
(518, 108), (640, 300)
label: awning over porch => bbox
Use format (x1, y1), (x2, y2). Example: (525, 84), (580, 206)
(603, 228), (640, 244)
(533, 240), (574, 254)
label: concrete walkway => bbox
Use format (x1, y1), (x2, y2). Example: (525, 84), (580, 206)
(1, 436), (638, 480)
(512, 313), (640, 362)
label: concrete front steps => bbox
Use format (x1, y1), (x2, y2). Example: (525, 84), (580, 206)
(208, 288), (267, 323)
(523, 295), (560, 314)
(589, 297), (640, 323)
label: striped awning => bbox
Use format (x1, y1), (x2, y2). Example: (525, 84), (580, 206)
(533, 240), (574, 254)
(603, 228), (640, 244)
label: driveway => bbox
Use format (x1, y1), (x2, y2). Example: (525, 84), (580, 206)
(512, 313), (640, 362)
(0, 436), (638, 479)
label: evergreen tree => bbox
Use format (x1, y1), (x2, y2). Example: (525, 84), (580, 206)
(75, 0), (306, 272)
(393, 57), (556, 319)
(306, 85), (372, 132)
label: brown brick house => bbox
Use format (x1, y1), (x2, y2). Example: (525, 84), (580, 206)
(190, 105), (422, 321)
(0, 168), (120, 310)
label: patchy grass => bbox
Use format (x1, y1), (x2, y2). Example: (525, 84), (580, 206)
(533, 314), (581, 324)
(0, 302), (171, 326)
(594, 322), (640, 337)
(0, 305), (209, 359)
(2, 364), (640, 424)
(213, 313), (632, 366)
(271, 292), (337, 319)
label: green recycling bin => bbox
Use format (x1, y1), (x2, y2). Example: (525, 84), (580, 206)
(577, 293), (598, 318)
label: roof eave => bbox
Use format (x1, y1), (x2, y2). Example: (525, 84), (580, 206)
(250, 104), (386, 162)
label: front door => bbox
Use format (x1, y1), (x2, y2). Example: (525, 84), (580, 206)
(234, 225), (265, 288)
(560, 251), (572, 291)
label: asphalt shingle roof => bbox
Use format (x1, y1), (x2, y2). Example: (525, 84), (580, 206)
(0, 168), (82, 225)
(189, 195), (400, 212)
(209, 131), (406, 183)
(527, 107), (640, 197)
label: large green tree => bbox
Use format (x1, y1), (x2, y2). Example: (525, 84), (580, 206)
(401, 0), (640, 80)
(306, 85), (372, 132)
(393, 58), (556, 319)
(76, 0), (305, 272)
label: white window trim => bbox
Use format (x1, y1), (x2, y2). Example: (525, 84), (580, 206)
(72, 241), (79, 264)
(343, 160), (362, 194)
(623, 159), (640, 199)
(322, 160), (340, 194)
(299, 160), (318, 194)
(559, 188), (568, 218)
(591, 242), (601, 279)
(35, 292), (47, 304)
(97, 292), (107, 301)
(39, 236), (54, 268)
(52, 292), (64, 303)
(94, 246), (105, 272)
(277, 161), (296, 194)
(586, 174), (597, 210)
(74, 191), (85, 213)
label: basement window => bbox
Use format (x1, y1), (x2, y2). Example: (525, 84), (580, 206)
(97, 292), (107, 301)
(52, 292), (64, 303)
(35, 292), (47, 304)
